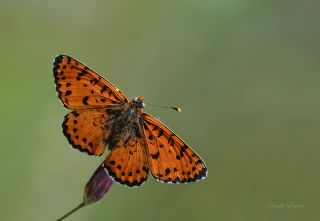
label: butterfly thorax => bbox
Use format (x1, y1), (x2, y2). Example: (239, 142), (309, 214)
(105, 101), (144, 149)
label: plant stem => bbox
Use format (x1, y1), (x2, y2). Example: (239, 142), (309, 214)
(57, 202), (85, 221)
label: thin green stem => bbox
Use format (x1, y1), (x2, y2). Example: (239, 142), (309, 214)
(57, 202), (85, 221)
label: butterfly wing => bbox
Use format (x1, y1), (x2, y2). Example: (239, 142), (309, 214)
(63, 109), (110, 156)
(53, 55), (128, 110)
(104, 137), (149, 187)
(142, 113), (207, 183)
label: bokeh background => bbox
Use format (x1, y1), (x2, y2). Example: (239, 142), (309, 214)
(1, 0), (319, 220)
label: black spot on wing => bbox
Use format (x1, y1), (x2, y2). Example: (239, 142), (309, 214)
(100, 86), (108, 94)
(71, 111), (80, 117)
(142, 166), (148, 172)
(82, 96), (89, 105)
(65, 90), (72, 96)
(151, 152), (160, 159)
(78, 70), (87, 77)
(90, 78), (99, 85)
(67, 56), (71, 64)
(168, 136), (174, 146)
(157, 129), (164, 138)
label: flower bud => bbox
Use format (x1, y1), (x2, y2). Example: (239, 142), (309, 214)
(83, 164), (114, 205)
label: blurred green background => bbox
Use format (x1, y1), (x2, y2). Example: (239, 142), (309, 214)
(1, 0), (319, 220)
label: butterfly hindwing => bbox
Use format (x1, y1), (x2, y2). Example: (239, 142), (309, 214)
(142, 113), (207, 183)
(63, 109), (109, 156)
(53, 55), (128, 110)
(104, 137), (149, 187)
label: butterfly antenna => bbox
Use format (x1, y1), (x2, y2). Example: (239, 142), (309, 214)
(145, 102), (182, 112)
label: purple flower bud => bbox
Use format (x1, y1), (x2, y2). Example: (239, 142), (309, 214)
(83, 164), (114, 205)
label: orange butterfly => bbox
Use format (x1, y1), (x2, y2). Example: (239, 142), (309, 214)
(53, 55), (207, 187)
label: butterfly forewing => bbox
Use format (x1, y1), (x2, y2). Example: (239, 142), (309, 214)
(142, 113), (207, 183)
(53, 55), (127, 110)
(104, 137), (149, 187)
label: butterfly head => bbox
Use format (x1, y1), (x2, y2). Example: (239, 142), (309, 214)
(131, 96), (145, 109)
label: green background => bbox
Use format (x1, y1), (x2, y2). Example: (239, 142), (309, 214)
(1, 1), (319, 220)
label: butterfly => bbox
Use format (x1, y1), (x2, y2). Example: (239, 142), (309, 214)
(53, 55), (207, 187)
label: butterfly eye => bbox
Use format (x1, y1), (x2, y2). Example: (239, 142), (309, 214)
(133, 97), (138, 102)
